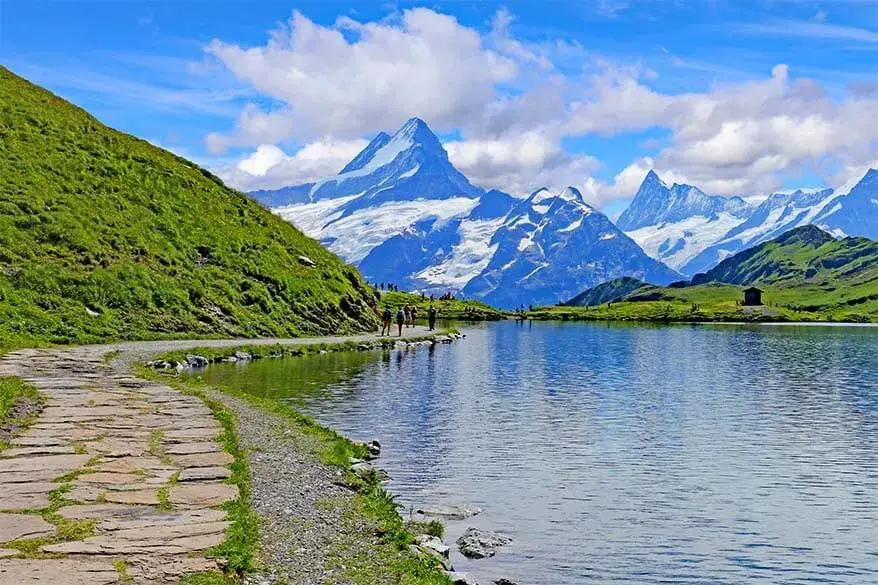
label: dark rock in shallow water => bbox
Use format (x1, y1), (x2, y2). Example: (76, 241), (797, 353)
(456, 527), (512, 559)
(494, 580), (519, 585)
(185, 355), (209, 368)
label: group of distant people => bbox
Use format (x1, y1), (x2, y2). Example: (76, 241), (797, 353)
(373, 282), (457, 303)
(376, 282), (400, 292)
(380, 304), (439, 336)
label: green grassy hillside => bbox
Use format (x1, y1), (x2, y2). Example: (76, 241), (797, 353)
(563, 276), (648, 307)
(0, 67), (379, 347)
(538, 226), (878, 323)
(692, 225), (877, 288)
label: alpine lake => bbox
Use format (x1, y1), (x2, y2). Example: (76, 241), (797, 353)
(185, 321), (878, 585)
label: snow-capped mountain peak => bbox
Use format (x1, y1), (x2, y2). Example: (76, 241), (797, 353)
(679, 186), (838, 275)
(617, 171), (754, 273)
(255, 117), (480, 209)
(339, 132), (391, 174)
(460, 187), (679, 307)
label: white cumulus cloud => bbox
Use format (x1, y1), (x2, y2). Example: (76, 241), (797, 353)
(203, 7), (878, 203)
(219, 138), (368, 191)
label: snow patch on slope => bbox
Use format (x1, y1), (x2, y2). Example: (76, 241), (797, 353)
(278, 197), (478, 263)
(414, 217), (506, 288)
(627, 212), (744, 271)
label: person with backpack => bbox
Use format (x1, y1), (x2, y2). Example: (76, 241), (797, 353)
(428, 305), (437, 331)
(411, 306), (419, 327)
(395, 307), (406, 336)
(380, 306), (392, 336)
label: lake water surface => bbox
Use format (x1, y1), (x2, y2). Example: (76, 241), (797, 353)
(192, 321), (878, 584)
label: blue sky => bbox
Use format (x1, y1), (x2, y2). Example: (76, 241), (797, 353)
(3, 1), (877, 214)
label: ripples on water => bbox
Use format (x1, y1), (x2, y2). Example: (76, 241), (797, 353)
(193, 322), (878, 585)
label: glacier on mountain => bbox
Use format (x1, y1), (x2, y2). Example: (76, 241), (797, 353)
(616, 170), (753, 273)
(249, 114), (876, 306)
(461, 187), (680, 307)
(255, 118), (681, 306)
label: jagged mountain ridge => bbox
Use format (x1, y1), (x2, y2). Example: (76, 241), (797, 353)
(616, 170), (752, 231)
(619, 169), (877, 276)
(681, 187), (837, 275)
(254, 118), (680, 307)
(461, 187), (680, 307)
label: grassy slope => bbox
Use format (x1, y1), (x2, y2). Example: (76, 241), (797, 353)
(538, 227), (878, 323)
(379, 291), (506, 320)
(0, 66), (379, 348)
(564, 276), (648, 307)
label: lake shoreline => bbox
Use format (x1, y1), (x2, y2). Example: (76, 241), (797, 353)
(0, 330), (466, 585)
(144, 329), (471, 583)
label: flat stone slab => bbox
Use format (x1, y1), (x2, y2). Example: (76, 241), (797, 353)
(93, 455), (173, 474)
(0, 482), (56, 511)
(85, 438), (150, 458)
(103, 489), (160, 505)
(41, 521), (229, 555)
(169, 484), (239, 507)
(165, 442), (221, 455)
(98, 509), (227, 531)
(77, 472), (148, 486)
(0, 469), (61, 484)
(10, 437), (68, 447)
(0, 513), (56, 542)
(0, 454), (90, 474)
(171, 451), (234, 469)
(178, 466), (232, 482)
(58, 503), (154, 520)
(0, 559), (119, 585)
(165, 427), (220, 440)
(0, 446), (77, 458)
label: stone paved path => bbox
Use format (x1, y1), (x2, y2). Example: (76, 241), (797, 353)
(0, 345), (238, 584)
(0, 327), (436, 584)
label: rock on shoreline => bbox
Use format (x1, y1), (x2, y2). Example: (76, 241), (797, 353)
(415, 504), (482, 520)
(146, 332), (464, 371)
(456, 527), (512, 559)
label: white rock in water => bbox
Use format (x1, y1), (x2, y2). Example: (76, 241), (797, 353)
(445, 572), (479, 585)
(415, 504), (481, 520)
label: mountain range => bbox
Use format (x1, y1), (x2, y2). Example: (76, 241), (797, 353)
(252, 118), (877, 308)
(562, 225), (877, 321)
(254, 118), (679, 307)
(621, 169), (876, 276)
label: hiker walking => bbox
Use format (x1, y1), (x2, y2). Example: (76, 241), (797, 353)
(428, 304), (437, 331)
(395, 307), (405, 337)
(380, 306), (392, 336)
(411, 306), (419, 327)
